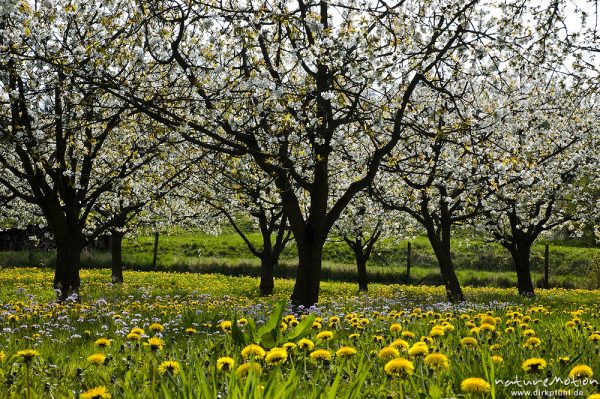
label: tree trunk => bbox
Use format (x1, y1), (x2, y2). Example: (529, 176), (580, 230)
(111, 231), (125, 284)
(54, 240), (82, 302)
(437, 251), (464, 302)
(509, 243), (535, 296)
(427, 233), (464, 302)
(356, 255), (368, 292)
(259, 255), (276, 296)
(291, 234), (323, 307)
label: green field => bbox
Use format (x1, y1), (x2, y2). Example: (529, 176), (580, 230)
(1, 268), (600, 398)
(2, 230), (599, 290)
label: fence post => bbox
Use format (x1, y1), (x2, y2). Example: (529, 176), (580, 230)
(406, 242), (411, 283)
(544, 243), (549, 288)
(152, 232), (159, 271)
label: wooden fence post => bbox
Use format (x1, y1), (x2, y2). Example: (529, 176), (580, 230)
(406, 242), (411, 283)
(544, 243), (549, 288)
(152, 232), (159, 271)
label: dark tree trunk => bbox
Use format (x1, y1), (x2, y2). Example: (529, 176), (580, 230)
(54, 240), (82, 302)
(356, 255), (368, 292)
(426, 228), (464, 302)
(344, 230), (380, 292)
(111, 231), (125, 284)
(291, 233), (324, 307)
(509, 242), (535, 297)
(436, 249), (464, 302)
(259, 255), (275, 296)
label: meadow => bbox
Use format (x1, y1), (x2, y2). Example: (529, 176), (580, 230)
(1, 268), (600, 398)
(2, 230), (599, 290)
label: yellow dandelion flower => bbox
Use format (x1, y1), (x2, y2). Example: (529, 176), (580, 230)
(158, 360), (181, 376)
(241, 344), (266, 359)
(378, 346), (400, 361)
(265, 348), (287, 366)
(309, 349), (331, 362)
(94, 338), (111, 348)
(127, 332), (141, 341)
(480, 323), (495, 332)
(429, 327), (445, 337)
(130, 327), (145, 335)
(558, 356), (570, 365)
(461, 377), (491, 394)
(587, 394), (600, 399)
(316, 331), (334, 341)
(81, 386), (111, 399)
(145, 337), (165, 351)
(384, 358), (414, 379)
(569, 365), (593, 379)
(185, 327), (197, 335)
(216, 357), (235, 372)
(390, 339), (410, 351)
(349, 333), (361, 340)
(401, 331), (415, 339)
(298, 339), (315, 351)
(311, 321), (322, 330)
(492, 355), (503, 364)
(16, 349), (39, 363)
(420, 336), (433, 345)
(87, 353), (106, 365)
(588, 334), (600, 343)
(460, 337), (478, 347)
(390, 323), (402, 333)
(237, 318), (248, 326)
(373, 335), (385, 343)
(523, 329), (536, 337)
(219, 320), (232, 332)
(0, 351), (5, 362)
(408, 343), (429, 357)
(336, 346), (357, 358)
(522, 358), (547, 373)
(523, 337), (541, 349)
(282, 342), (296, 351)
(480, 316), (496, 326)
(236, 362), (261, 378)
(424, 353), (449, 370)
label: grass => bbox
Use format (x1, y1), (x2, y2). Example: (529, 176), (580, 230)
(1, 268), (600, 398)
(1, 229), (598, 289)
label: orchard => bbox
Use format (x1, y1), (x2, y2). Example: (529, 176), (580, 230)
(0, 0), (599, 398)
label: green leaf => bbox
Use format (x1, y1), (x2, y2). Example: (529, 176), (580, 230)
(257, 301), (286, 349)
(343, 356), (372, 399)
(428, 384), (443, 399)
(325, 369), (342, 399)
(285, 313), (317, 343)
(231, 314), (249, 346)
